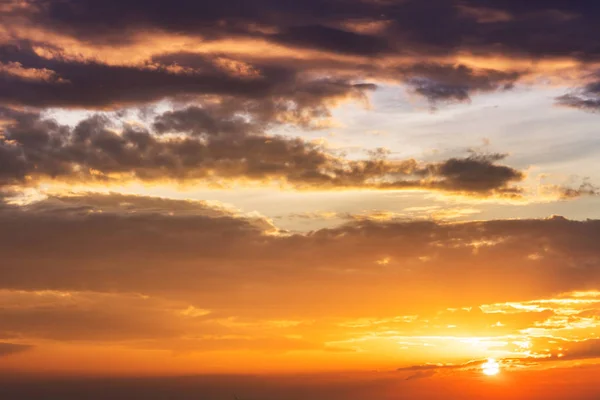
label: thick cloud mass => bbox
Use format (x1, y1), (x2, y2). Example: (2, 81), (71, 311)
(13, 0), (600, 59)
(0, 0), (599, 111)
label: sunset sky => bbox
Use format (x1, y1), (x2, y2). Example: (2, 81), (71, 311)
(1, 1), (600, 399)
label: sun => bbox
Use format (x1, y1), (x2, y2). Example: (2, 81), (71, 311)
(482, 358), (500, 376)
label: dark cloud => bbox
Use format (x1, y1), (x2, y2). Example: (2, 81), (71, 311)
(557, 180), (600, 199)
(0, 0), (598, 112)
(150, 79), (376, 132)
(0, 44), (372, 111)
(153, 106), (262, 138)
(556, 80), (600, 112)
(8, 0), (600, 61)
(376, 153), (525, 196)
(0, 342), (33, 357)
(428, 153), (524, 194)
(399, 63), (523, 106)
(0, 108), (525, 196)
(22, 0), (368, 43)
(272, 24), (391, 56)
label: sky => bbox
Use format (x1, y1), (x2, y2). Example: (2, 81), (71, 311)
(1, 1), (600, 399)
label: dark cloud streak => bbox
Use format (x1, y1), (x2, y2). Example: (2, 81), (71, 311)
(0, 342), (33, 357)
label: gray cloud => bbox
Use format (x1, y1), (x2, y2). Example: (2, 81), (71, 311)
(0, 109), (524, 196)
(418, 153), (524, 195)
(556, 80), (600, 112)
(399, 63), (523, 106)
(557, 180), (600, 199)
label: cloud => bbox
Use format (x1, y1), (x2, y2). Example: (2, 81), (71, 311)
(150, 80), (375, 131)
(1, 0), (598, 113)
(283, 207), (481, 225)
(556, 79), (600, 112)
(0, 342), (33, 357)
(0, 109), (525, 197)
(504, 337), (600, 365)
(560, 338), (600, 361)
(557, 180), (600, 199)
(14, 191), (246, 218)
(11, 0), (600, 61)
(0, 195), (598, 357)
(397, 337), (600, 378)
(0, 43), (377, 111)
(398, 359), (486, 373)
(271, 24), (391, 56)
(399, 63), (523, 106)
(456, 5), (513, 24)
(423, 153), (524, 195)
(0, 61), (66, 83)
(0, 195), (599, 320)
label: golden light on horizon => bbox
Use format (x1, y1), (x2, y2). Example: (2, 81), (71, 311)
(482, 358), (500, 376)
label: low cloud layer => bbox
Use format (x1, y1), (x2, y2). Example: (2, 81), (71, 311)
(1, 194), (599, 314)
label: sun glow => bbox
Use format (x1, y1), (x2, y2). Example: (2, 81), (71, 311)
(482, 358), (500, 376)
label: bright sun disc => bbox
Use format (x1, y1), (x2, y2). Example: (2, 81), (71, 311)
(482, 358), (500, 376)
